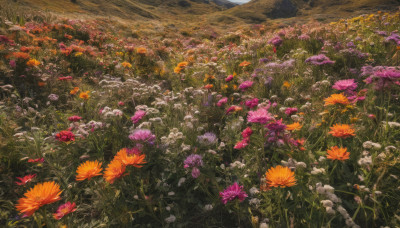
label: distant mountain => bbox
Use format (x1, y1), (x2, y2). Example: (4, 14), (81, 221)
(224, 0), (400, 23)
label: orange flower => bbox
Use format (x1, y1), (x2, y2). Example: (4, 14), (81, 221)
(265, 165), (296, 188)
(328, 124), (355, 138)
(114, 148), (146, 168)
(38, 82), (46, 87)
(12, 52), (30, 59)
(76, 160), (103, 181)
(121, 61), (132, 68)
(79, 91), (90, 100)
(286, 122), (302, 131)
(283, 81), (291, 89)
(326, 146), (350, 161)
(239, 60), (251, 67)
(70, 87), (79, 95)
(174, 61), (189, 73)
(103, 159), (126, 184)
(136, 47), (147, 54)
(26, 59), (40, 67)
(324, 94), (350, 106)
(204, 84), (213, 89)
(15, 181), (62, 217)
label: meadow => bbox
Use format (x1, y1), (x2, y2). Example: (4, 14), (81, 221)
(0, 5), (400, 228)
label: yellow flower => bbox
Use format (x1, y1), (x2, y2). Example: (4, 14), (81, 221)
(74, 52), (83, 57)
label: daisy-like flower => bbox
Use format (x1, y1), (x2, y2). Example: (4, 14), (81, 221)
(247, 108), (274, 124)
(239, 61), (251, 67)
(121, 61), (132, 68)
(103, 159), (126, 184)
(114, 148), (146, 168)
(26, 59), (40, 67)
(219, 182), (248, 205)
(326, 146), (350, 161)
(53, 202), (76, 220)
(332, 79), (358, 91)
(79, 91), (90, 100)
(328, 124), (355, 138)
(265, 165), (296, 188)
(217, 97), (228, 107)
(70, 87), (79, 95)
(286, 122), (302, 131)
(76, 160), (103, 181)
(15, 181), (62, 217)
(129, 129), (156, 144)
(324, 94), (350, 106)
(15, 174), (36, 186)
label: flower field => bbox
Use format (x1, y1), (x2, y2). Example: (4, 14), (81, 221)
(1, 5), (400, 228)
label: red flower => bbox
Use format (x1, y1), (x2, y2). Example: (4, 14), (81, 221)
(15, 174), (37, 185)
(68, 116), (82, 122)
(28, 158), (45, 163)
(55, 131), (75, 142)
(58, 76), (73, 81)
(53, 202), (77, 220)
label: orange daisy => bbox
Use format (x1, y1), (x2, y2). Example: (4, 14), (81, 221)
(15, 181), (62, 217)
(326, 146), (350, 161)
(265, 165), (296, 188)
(70, 87), (79, 95)
(103, 159), (126, 184)
(239, 60), (251, 67)
(328, 124), (355, 138)
(114, 148), (146, 168)
(26, 59), (40, 67)
(121, 61), (132, 68)
(79, 91), (90, 100)
(286, 122), (302, 131)
(136, 47), (147, 54)
(76, 160), (103, 181)
(324, 93), (350, 106)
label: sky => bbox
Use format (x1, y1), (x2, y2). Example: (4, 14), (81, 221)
(228, 0), (251, 4)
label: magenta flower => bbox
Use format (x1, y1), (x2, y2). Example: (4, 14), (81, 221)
(225, 75), (234, 82)
(245, 98), (258, 109)
(219, 182), (248, 205)
(247, 108), (274, 124)
(266, 119), (286, 133)
(15, 174), (36, 186)
(285, 107), (298, 116)
(234, 138), (249, 149)
(131, 110), (146, 124)
(217, 97), (228, 107)
(53, 202), (77, 220)
(241, 127), (253, 138)
(68, 115), (82, 122)
(239, 81), (254, 91)
(129, 129), (155, 144)
(268, 36), (283, 47)
(332, 79), (358, 91)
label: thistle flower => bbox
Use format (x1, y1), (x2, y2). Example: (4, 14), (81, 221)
(76, 160), (103, 181)
(327, 146), (350, 161)
(265, 165), (296, 188)
(53, 202), (76, 220)
(305, 54), (335, 65)
(247, 108), (274, 124)
(16, 181), (62, 217)
(219, 182), (248, 204)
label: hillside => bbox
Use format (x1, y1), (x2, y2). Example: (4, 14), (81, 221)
(223, 0), (400, 23)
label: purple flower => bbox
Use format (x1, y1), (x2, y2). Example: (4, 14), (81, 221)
(245, 98), (259, 109)
(298, 34), (310, 40)
(385, 33), (400, 44)
(285, 107), (298, 116)
(266, 119), (286, 133)
(197, 132), (218, 146)
(191, 167), (201, 178)
(129, 129), (155, 144)
(184, 154), (203, 168)
(238, 81), (254, 91)
(219, 182), (248, 205)
(247, 108), (274, 124)
(305, 54), (335, 65)
(131, 110), (146, 124)
(268, 36), (283, 47)
(332, 79), (358, 91)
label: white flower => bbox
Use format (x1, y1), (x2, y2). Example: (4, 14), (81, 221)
(178, 178), (186, 187)
(165, 215), (176, 223)
(311, 167), (326, 175)
(204, 204), (213, 211)
(250, 187), (260, 196)
(321, 200), (333, 208)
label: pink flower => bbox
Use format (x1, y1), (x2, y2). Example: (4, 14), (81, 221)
(225, 75), (234, 82)
(241, 127), (253, 138)
(247, 108), (274, 124)
(234, 138), (249, 149)
(217, 97), (228, 107)
(53, 202), (77, 220)
(118, 101), (125, 106)
(226, 105), (242, 115)
(129, 129), (155, 144)
(55, 130), (75, 142)
(28, 158), (44, 163)
(285, 107), (298, 116)
(245, 98), (258, 109)
(239, 81), (254, 91)
(9, 60), (16, 68)
(219, 182), (248, 204)
(68, 115), (82, 122)
(332, 79), (358, 91)
(58, 76), (73, 81)
(131, 110), (146, 124)
(191, 167), (201, 178)
(15, 174), (36, 185)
